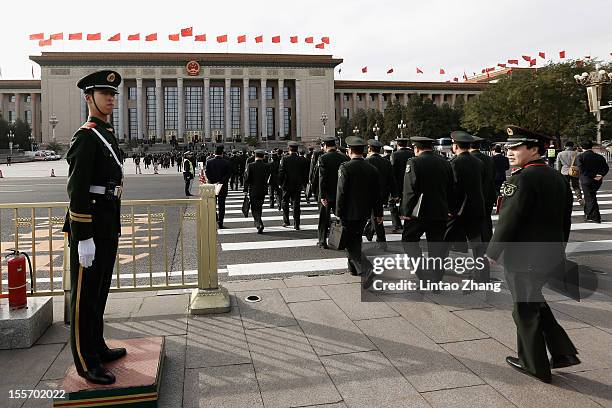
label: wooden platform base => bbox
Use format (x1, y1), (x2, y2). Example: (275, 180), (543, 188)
(54, 337), (165, 407)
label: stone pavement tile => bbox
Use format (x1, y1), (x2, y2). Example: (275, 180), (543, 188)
(421, 384), (514, 408)
(103, 297), (143, 319)
(21, 379), (61, 408)
(453, 306), (590, 351)
(42, 343), (72, 380)
(284, 273), (361, 288)
(382, 293), (489, 344)
(289, 300), (375, 356)
(35, 321), (69, 345)
(186, 307), (251, 368)
(105, 316), (189, 337)
(236, 289), (297, 330)
(157, 335), (187, 408)
(0, 343), (63, 408)
(108, 290), (158, 299)
(550, 293), (612, 335)
(132, 293), (190, 317)
(442, 338), (602, 408)
(356, 317), (483, 393)
(183, 364), (263, 408)
(557, 368), (612, 408)
(321, 283), (399, 321)
(279, 286), (330, 303)
(558, 327), (612, 373)
(245, 325), (342, 407)
(225, 278), (287, 292)
(471, 288), (515, 309)
(320, 351), (430, 408)
(424, 289), (493, 312)
(300, 404), (347, 408)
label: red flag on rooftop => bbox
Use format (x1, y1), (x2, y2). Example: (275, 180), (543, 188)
(255, 35), (263, 43)
(361, 66), (368, 73)
(217, 34), (227, 43)
(416, 67), (423, 74)
(128, 33), (140, 41)
(387, 68), (394, 74)
(108, 33), (120, 42)
(315, 43), (325, 49)
(39, 39), (52, 47)
(530, 58), (537, 66)
(498, 63), (507, 68)
(29, 33), (44, 40)
(87, 33), (101, 41)
(522, 55), (532, 62)
(539, 52), (546, 59)
(305, 36), (314, 43)
(194, 34), (206, 42)
(290, 36), (298, 43)
(181, 27), (193, 37)
(321, 36), (330, 44)
(237, 35), (246, 43)
(508, 59), (519, 65)
(50, 33), (63, 40)
(169, 33), (180, 41)
(272, 35), (281, 43)
(145, 33), (157, 41)
(69, 33), (82, 40)
(559, 50), (566, 58)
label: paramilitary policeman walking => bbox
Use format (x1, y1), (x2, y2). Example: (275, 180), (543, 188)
(243, 149), (270, 234)
(470, 136), (497, 243)
(487, 125), (580, 383)
(364, 139), (395, 243)
(317, 136), (348, 248)
(63, 70), (126, 385)
(205, 144), (233, 228)
(279, 141), (309, 229)
(390, 137), (414, 232)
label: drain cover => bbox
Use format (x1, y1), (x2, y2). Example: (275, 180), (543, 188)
(244, 295), (261, 303)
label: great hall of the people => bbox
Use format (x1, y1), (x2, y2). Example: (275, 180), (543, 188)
(0, 52), (492, 145)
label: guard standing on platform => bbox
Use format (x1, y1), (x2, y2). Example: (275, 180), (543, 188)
(317, 136), (348, 248)
(63, 70), (126, 385)
(336, 137), (383, 276)
(244, 149), (270, 233)
(487, 125), (580, 383)
(205, 144), (233, 228)
(279, 141), (309, 229)
(400, 136), (454, 284)
(390, 138), (414, 232)
(364, 139), (395, 243)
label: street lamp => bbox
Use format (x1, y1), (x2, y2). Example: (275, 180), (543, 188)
(353, 126), (360, 136)
(49, 113), (58, 143)
(397, 119), (406, 138)
(336, 128), (343, 147)
(574, 65), (612, 144)
(372, 123), (380, 141)
(320, 112), (328, 135)
(29, 134), (35, 151)
(8, 130), (14, 156)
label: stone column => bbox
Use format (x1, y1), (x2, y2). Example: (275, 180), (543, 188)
(204, 78), (210, 141)
(80, 91), (87, 123)
(15, 94), (22, 122)
(177, 78), (185, 141)
(365, 92), (370, 110)
(117, 81), (126, 140)
(242, 78), (250, 138)
(451, 94), (457, 107)
(136, 78), (144, 140)
(277, 79), (284, 140)
(352, 92), (358, 115)
(259, 78), (267, 141)
(378, 93), (383, 112)
(224, 78), (231, 142)
(155, 78), (164, 142)
(338, 92), (344, 117)
(30, 93), (39, 141)
(295, 79), (302, 140)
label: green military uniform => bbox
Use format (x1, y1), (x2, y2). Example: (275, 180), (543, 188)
(470, 136), (497, 243)
(62, 70), (125, 385)
(279, 141), (309, 229)
(390, 138), (414, 230)
(487, 125), (578, 383)
(243, 150), (270, 233)
(364, 139), (395, 242)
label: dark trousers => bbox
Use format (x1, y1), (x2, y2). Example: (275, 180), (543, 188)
(401, 219), (447, 282)
(216, 188), (228, 227)
(69, 236), (118, 373)
(364, 210), (386, 242)
(565, 175), (582, 201)
(446, 215), (490, 282)
(183, 174), (193, 196)
(389, 201), (402, 229)
(269, 183), (281, 208)
(581, 180), (601, 221)
(230, 173), (239, 190)
(250, 195), (264, 229)
(282, 189), (301, 226)
(317, 201), (336, 244)
(342, 219), (368, 275)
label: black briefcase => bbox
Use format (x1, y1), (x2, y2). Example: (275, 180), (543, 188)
(241, 194), (250, 218)
(328, 219), (345, 250)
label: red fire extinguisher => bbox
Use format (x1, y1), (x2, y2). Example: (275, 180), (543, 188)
(6, 249), (33, 310)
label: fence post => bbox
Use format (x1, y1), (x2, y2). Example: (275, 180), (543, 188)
(189, 184), (231, 315)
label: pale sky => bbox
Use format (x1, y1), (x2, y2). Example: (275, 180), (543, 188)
(1, 0), (611, 82)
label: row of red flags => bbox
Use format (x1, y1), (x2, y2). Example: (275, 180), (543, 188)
(29, 31), (330, 48)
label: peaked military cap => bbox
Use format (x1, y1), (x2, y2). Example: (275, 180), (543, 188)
(322, 136), (337, 144)
(410, 136), (435, 143)
(288, 141), (299, 147)
(395, 137), (410, 142)
(450, 131), (475, 143)
(345, 136), (366, 147)
(254, 149), (265, 155)
(77, 70), (122, 93)
(367, 139), (383, 147)
(504, 125), (551, 148)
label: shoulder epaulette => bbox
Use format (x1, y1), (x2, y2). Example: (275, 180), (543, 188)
(80, 121), (97, 130)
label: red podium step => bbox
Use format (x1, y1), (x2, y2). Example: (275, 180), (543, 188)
(54, 337), (165, 407)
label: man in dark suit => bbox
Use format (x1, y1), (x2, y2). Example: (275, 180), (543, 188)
(364, 139), (395, 243)
(390, 138), (414, 232)
(470, 136), (497, 243)
(492, 145), (510, 195)
(576, 140), (609, 223)
(317, 136), (349, 248)
(205, 144), (233, 229)
(308, 143), (325, 205)
(279, 141), (309, 229)
(268, 150), (281, 209)
(336, 137), (383, 276)
(243, 149), (270, 234)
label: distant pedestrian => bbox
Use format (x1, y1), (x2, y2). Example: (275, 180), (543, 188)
(555, 141), (583, 205)
(134, 155), (142, 174)
(576, 140), (609, 223)
(6, 156), (11, 166)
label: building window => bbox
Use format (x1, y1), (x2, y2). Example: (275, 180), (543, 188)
(9, 95), (15, 103)
(111, 107), (119, 134)
(128, 87), (137, 100)
(266, 86), (274, 100)
(25, 95), (32, 103)
(249, 107), (258, 137)
(343, 108), (350, 118)
(249, 86), (257, 100)
(283, 87), (291, 100)
(230, 87), (241, 131)
(185, 86), (203, 131)
(370, 94), (375, 101)
(210, 86), (224, 133)
(383, 95), (387, 101)
(358, 95), (362, 101)
(283, 107), (291, 138)
(25, 110), (32, 125)
(128, 108), (138, 139)
(8, 111), (15, 123)
(146, 87), (156, 132)
(343, 94), (349, 102)
(164, 87), (178, 131)
(266, 107), (274, 139)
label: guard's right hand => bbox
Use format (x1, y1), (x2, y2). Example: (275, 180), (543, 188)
(78, 238), (96, 268)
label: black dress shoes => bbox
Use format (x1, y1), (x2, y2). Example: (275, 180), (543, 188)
(77, 365), (116, 385)
(505, 356), (551, 383)
(294, 225), (301, 231)
(550, 354), (581, 369)
(100, 347), (127, 363)
(257, 226), (264, 234)
(317, 242), (328, 249)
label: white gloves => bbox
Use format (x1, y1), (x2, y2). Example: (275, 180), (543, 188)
(78, 238), (96, 268)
